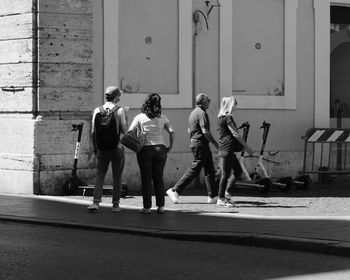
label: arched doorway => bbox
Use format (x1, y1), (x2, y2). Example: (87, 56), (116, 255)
(330, 6), (350, 128)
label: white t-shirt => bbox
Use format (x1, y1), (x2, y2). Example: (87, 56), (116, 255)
(129, 113), (173, 146)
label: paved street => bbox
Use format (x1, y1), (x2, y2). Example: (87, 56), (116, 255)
(1, 222), (350, 280)
(0, 177), (349, 261)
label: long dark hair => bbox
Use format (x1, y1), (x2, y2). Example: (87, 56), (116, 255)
(141, 93), (161, 118)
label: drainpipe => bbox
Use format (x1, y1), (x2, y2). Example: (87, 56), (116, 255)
(192, 11), (200, 109)
(32, 0), (39, 119)
(192, 9), (210, 108)
(32, 0), (40, 194)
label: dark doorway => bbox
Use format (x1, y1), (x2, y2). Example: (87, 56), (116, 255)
(330, 6), (350, 121)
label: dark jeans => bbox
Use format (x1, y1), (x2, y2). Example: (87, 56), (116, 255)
(137, 145), (167, 209)
(218, 150), (243, 199)
(93, 147), (125, 204)
(173, 140), (218, 198)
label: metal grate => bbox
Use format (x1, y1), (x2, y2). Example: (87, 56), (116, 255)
(302, 128), (350, 177)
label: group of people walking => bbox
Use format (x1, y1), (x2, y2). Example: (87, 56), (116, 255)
(87, 86), (252, 214)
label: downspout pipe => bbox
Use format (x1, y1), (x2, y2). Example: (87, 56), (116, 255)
(32, 0), (39, 119)
(192, 11), (199, 109)
(192, 10), (209, 109)
(32, 0), (40, 194)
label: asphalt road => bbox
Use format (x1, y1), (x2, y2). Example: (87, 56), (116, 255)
(1, 221), (350, 280)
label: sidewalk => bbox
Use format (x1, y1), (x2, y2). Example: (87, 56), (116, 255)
(0, 183), (350, 258)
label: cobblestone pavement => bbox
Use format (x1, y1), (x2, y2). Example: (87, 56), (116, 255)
(74, 177), (350, 217)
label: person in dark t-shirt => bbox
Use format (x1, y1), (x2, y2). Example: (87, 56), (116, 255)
(166, 93), (219, 204)
(217, 96), (253, 207)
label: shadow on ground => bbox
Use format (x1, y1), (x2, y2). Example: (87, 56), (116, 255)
(79, 174), (350, 199)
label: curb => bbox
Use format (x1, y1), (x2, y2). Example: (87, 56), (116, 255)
(1, 214), (349, 258)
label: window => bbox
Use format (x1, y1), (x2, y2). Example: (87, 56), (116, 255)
(220, 0), (297, 109)
(103, 0), (192, 108)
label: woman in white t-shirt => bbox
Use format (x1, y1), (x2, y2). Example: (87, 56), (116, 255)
(129, 93), (175, 214)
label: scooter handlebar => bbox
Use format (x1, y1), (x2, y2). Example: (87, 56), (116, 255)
(71, 122), (84, 131)
(260, 121), (270, 129)
(238, 121), (250, 129)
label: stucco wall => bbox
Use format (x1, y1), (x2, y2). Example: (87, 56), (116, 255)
(89, 0), (317, 195)
(189, 0), (315, 178)
(97, 0), (317, 183)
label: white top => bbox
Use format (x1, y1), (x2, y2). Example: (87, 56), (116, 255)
(129, 113), (173, 146)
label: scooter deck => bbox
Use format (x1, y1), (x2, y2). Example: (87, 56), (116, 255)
(235, 181), (265, 189)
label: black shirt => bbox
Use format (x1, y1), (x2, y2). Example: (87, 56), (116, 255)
(218, 114), (237, 152)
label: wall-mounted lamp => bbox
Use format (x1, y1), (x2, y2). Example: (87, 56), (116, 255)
(205, 0), (221, 17)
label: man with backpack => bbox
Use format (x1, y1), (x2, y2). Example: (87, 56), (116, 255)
(87, 86), (128, 212)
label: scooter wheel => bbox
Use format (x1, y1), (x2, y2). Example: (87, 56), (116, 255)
(63, 177), (79, 195)
(257, 178), (271, 194)
(250, 172), (260, 180)
(279, 176), (294, 192)
(295, 175), (311, 190)
(121, 182), (129, 198)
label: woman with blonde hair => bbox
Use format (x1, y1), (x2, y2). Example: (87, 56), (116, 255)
(217, 96), (253, 207)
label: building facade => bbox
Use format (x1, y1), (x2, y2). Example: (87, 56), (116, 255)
(0, 0), (349, 194)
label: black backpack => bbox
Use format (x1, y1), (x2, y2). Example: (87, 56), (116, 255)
(94, 106), (120, 150)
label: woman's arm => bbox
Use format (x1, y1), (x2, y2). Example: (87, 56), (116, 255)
(164, 122), (175, 152)
(128, 114), (139, 132)
(227, 122), (253, 155)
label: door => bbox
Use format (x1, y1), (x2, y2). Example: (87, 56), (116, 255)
(330, 5), (350, 128)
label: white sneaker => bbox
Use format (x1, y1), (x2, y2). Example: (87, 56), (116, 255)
(207, 196), (218, 204)
(87, 203), (99, 211)
(217, 199), (235, 208)
(157, 206), (165, 214)
(112, 203), (122, 212)
(166, 188), (180, 204)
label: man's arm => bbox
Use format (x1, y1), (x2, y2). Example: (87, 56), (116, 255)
(91, 107), (99, 154)
(118, 108), (128, 134)
(199, 111), (219, 149)
(202, 127), (219, 150)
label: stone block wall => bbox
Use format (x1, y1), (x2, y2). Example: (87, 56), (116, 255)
(0, 0), (94, 195)
(35, 0), (93, 194)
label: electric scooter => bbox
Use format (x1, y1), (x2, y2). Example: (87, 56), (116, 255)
(63, 122), (129, 197)
(216, 122), (272, 194)
(64, 122), (84, 195)
(233, 122), (272, 194)
(249, 121), (294, 192)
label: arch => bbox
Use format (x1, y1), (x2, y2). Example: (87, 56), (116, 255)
(331, 30), (350, 53)
(314, 0), (350, 127)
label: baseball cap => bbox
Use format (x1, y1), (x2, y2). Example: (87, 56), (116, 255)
(105, 86), (123, 98)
